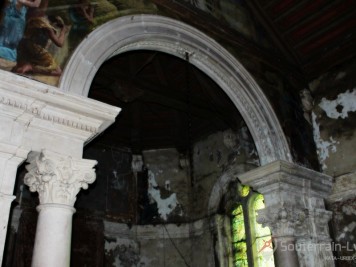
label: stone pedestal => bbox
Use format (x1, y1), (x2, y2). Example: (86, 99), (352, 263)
(24, 150), (97, 267)
(239, 160), (335, 267)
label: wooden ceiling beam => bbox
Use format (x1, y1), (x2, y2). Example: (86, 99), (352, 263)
(247, 0), (302, 66)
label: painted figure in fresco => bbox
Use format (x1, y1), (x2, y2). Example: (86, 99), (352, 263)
(26, 0), (48, 19)
(69, 0), (95, 30)
(13, 15), (70, 76)
(68, 0), (95, 50)
(0, 0), (41, 62)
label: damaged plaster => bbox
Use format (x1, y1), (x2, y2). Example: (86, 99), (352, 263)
(147, 170), (180, 221)
(319, 88), (356, 119)
(312, 112), (338, 170)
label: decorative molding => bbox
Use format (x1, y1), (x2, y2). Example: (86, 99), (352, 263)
(0, 90), (98, 134)
(24, 150), (97, 206)
(239, 160), (333, 198)
(0, 70), (120, 143)
(237, 159), (334, 261)
(60, 14), (292, 166)
(257, 206), (308, 238)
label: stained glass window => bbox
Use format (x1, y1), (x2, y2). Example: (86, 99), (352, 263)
(230, 185), (275, 267)
(253, 194), (275, 267)
(231, 205), (248, 266)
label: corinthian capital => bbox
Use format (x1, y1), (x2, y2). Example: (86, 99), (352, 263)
(257, 206), (308, 238)
(24, 150), (97, 206)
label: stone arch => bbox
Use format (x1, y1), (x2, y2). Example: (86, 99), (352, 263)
(59, 14), (292, 166)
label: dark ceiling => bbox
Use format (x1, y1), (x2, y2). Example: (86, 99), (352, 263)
(88, 0), (356, 154)
(89, 51), (243, 153)
(250, 0), (356, 79)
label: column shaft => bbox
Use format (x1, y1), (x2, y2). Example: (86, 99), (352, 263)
(24, 150), (97, 267)
(31, 204), (75, 267)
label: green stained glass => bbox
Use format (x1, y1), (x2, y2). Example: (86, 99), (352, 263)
(233, 242), (248, 267)
(232, 204), (248, 266)
(232, 205), (245, 242)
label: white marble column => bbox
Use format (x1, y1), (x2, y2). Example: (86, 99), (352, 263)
(239, 160), (335, 267)
(24, 150), (97, 267)
(0, 70), (120, 265)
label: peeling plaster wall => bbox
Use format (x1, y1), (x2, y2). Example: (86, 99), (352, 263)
(140, 127), (259, 222)
(142, 148), (189, 222)
(310, 59), (356, 266)
(147, 170), (181, 221)
(310, 60), (356, 176)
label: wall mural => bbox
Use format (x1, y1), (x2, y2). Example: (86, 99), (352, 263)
(0, 0), (157, 86)
(0, 0), (271, 87)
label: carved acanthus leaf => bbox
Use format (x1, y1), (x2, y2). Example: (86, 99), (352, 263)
(24, 150), (97, 206)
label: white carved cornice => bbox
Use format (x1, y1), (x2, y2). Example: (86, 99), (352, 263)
(0, 70), (120, 144)
(0, 92), (97, 133)
(24, 150), (97, 206)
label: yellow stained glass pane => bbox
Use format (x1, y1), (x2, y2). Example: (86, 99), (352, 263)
(238, 184), (250, 197)
(254, 194), (265, 210)
(254, 195), (271, 237)
(253, 194), (275, 267)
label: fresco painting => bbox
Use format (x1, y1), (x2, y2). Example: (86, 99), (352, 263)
(0, 0), (273, 87)
(0, 0), (157, 85)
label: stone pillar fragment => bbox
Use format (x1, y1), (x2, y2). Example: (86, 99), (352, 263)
(239, 160), (335, 267)
(24, 150), (97, 267)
